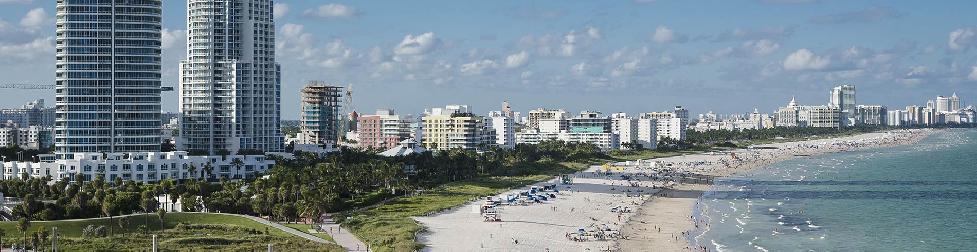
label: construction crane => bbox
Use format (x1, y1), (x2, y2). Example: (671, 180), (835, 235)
(0, 83), (175, 91)
(0, 83), (54, 89)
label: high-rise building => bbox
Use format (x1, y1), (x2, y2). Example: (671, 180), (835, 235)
(829, 85), (856, 126)
(611, 113), (637, 149)
(527, 108), (569, 131)
(855, 105), (887, 126)
(936, 95), (951, 113)
(569, 111), (612, 133)
(299, 83), (343, 146)
(421, 105), (495, 151)
(0, 100), (55, 128)
(55, 0), (163, 159)
(950, 93), (961, 112)
(487, 111), (516, 149)
(358, 109), (413, 150)
(180, 0), (283, 154)
(636, 118), (658, 149)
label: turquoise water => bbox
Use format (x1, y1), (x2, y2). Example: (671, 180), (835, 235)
(695, 129), (977, 251)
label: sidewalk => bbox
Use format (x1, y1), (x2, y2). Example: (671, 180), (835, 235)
(212, 213), (333, 244)
(320, 216), (370, 252)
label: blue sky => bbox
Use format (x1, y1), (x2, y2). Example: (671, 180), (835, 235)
(1, 0), (975, 119)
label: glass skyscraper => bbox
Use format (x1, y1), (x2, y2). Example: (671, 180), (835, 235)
(180, 0), (283, 155)
(55, 0), (163, 159)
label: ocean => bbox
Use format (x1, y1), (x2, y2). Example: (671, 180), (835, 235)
(694, 129), (977, 251)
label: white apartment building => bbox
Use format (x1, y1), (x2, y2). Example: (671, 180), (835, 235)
(180, 0), (283, 154)
(807, 106), (842, 128)
(776, 97), (841, 128)
(692, 109), (770, 132)
(636, 118), (658, 149)
(515, 131), (619, 151)
(1, 152), (274, 183)
(527, 108), (570, 131)
(887, 110), (905, 127)
(830, 85), (857, 127)
(56, 1), (163, 158)
(487, 111), (516, 149)
(611, 113), (637, 148)
(0, 125), (53, 150)
(855, 105), (887, 126)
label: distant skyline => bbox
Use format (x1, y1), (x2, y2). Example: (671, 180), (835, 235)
(0, 0), (975, 119)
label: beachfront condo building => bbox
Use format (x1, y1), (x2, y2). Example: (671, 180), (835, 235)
(488, 111), (516, 149)
(527, 108), (570, 131)
(55, 0), (163, 159)
(855, 105), (888, 126)
(421, 105), (495, 151)
(612, 113), (637, 149)
(300, 83), (343, 146)
(570, 111), (612, 133)
(180, 0), (283, 155)
(830, 85), (857, 127)
(515, 130), (620, 151)
(775, 97), (841, 128)
(358, 109), (413, 150)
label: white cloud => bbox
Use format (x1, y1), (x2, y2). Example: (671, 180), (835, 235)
(571, 62), (591, 76)
(304, 4), (358, 19)
(274, 3), (289, 19)
(393, 32), (439, 55)
(585, 26), (602, 40)
(504, 51), (530, 68)
(783, 49), (830, 71)
(743, 39), (780, 56)
(19, 8), (48, 30)
(160, 29), (185, 50)
(904, 66), (929, 78)
(611, 59), (641, 77)
(0, 37), (52, 62)
(949, 28), (976, 51)
(459, 59), (498, 75)
(560, 31), (578, 56)
(969, 66), (977, 81)
(277, 23), (317, 60)
(652, 26), (675, 43)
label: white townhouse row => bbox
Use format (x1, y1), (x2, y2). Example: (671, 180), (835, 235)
(515, 130), (620, 151)
(1, 151), (275, 183)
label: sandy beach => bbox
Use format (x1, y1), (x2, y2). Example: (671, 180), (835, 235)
(415, 129), (933, 252)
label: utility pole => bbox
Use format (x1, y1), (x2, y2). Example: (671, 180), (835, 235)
(52, 227), (58, 252)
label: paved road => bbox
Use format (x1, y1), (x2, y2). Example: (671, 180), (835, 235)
(320, 216), (370, 252)
(209, 213), (334, 244)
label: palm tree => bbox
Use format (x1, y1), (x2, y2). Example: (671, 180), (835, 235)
(231, 158), (245, 178)
(187, 164), (197, 181)
(156, 208), (167, 232)
(16, 218), (29, 250)
(101, 195), (116, 235)
(203, 162), (214, 181)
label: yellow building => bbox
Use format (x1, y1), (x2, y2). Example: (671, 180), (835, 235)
(421, 105), (495, 151)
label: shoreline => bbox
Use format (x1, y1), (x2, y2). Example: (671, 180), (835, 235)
(412, 129), (934, 252)
(616, 129), (936, 251)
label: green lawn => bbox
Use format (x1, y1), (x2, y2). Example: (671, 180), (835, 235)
(283, 223), (335, 243)
(0, 213), (344, 251)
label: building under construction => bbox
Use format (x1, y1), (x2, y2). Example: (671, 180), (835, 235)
(300, 82), (343, 146)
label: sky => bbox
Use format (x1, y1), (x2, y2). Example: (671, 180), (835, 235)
(0, 0), (976, 119)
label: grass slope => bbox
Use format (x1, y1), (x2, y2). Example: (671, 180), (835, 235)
(0, 212), (344, 251)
